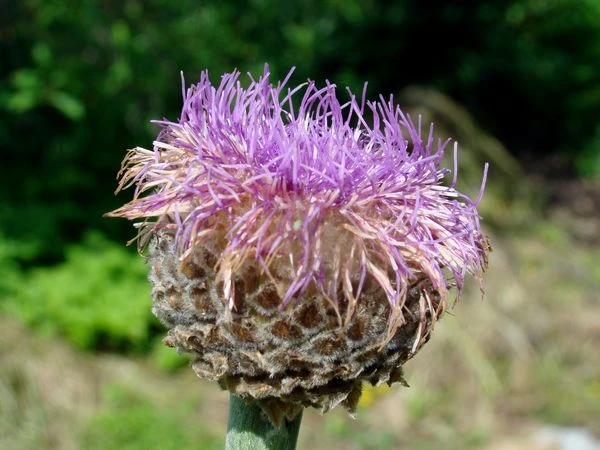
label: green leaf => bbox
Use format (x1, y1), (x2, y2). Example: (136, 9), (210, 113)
(32, 43), (53, 67)
(48, 91), (85, 120)
(5, 91), (39, 113)
(11, 69), (42, 90)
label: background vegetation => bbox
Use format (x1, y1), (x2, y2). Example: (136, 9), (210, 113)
(1, 1), (598, 449)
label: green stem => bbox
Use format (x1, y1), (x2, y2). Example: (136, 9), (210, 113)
(225, 395), (303, 450)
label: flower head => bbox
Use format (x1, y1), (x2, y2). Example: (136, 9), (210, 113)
(108, 66), (489, 423)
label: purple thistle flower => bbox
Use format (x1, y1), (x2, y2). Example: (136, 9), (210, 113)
(110, 66), (488, 336)
(108, 66), (490, 424)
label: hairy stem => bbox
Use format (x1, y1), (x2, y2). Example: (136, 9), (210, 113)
(225, 395), (303, 450)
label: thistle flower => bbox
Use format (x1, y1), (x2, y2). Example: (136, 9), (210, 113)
(107, 67), (489, 428)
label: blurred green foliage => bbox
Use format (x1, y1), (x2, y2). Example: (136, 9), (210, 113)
(83, 384), (222, 450)
(1, 233), (157, 352)
(1, 0), (599, 267)
(0, 230), (191, 368)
